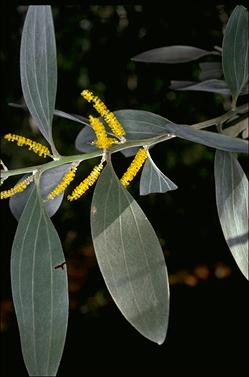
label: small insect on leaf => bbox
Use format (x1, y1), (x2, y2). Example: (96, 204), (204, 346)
(54, 262), (66, 270)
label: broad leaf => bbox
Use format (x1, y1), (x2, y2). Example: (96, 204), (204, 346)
(114, 110), (249, 154)
(11, 184), (68, 375)
(170, 79), (248, 95)
(214, 151), (248, 279)
(91, 163), (169, 344)
(20, 6), (57, 143)
(75, 126), (98, 153)
(132, 45), (218, 64)
(140, 153), (177, 195)
(222, 5), (249, 102)
(114, 110), (175, 140)
(9, 164), (73, 220)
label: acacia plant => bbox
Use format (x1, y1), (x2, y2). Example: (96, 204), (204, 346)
(1, 5), (248, 376)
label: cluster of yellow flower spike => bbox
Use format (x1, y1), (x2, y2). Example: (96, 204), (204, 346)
(120, 148), (148, 188)
(67, 163), (104, 201)
(2, 92), (146, 202)
(0, 175), (33, 200)
(89, 115), (118, 149)
(4, 134), (52, 158)
(81, 89), (126, 138)
(47, 164), (78, 200)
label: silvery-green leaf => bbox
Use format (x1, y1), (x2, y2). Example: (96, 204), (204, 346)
(9, 164), (73, 220)
(91, 163), (169, 344)
(114, 110), (249, 154)
(121, 147), (140, 157)
(75, 126), (98, 153)
(11, 184), (68, 375)
(54, 109), (89, 126)
(222, 5), (249, 102)
(140, 153), (177, 195)
(198, 62), (223, 81)
(170, 80), (248, 95)
(172, 79), (230, 94)
(20, 6), (57, 143)
(9, 175), (34, 221)
(114, 110), (175, 140)
(214, 151), (248, 279)
(132, 45), (218, 64)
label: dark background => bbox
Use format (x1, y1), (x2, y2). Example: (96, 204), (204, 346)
(0, 3), (248, 376)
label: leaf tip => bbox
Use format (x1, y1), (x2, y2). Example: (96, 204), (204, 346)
(156, 336), (165, 346)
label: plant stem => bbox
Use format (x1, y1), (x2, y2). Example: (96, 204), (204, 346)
(1, 103), (248, 180)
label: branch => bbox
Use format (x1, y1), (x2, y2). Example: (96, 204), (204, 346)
(1, 103), (248, 180)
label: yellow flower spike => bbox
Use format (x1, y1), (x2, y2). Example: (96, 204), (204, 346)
(67, 162), (104, 201)
(0, 175), (34, 200)
(4, 133), (52, 158)
(89, 115), (118, 149)
(47, 163), (79, 200)
(81, 89), (126, 138)
(120, 148), (148, 188)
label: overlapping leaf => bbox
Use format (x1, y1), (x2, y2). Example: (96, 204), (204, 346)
(91, 163), (169, 344)
(132, 45), (218, 64)
(140, 153), (177, 195)
(113, 110), (174, 140)
(75, 118), (139, 157)
(54, 109), (89, 126)
(20, 6), (57, 143)
(75, 125), (97, 153)
(170, 79), (248, 95)
(198, 62), (223, 81)
(10, 164), (73, 220)
(114, 110), (249, 153)
(11, 184), (68, 376)
(214, 151), (248, 279)
(222, 5), (249, 102)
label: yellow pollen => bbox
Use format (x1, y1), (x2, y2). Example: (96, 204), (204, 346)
(4, 134), (52, 158)
(47, 164), (78, 200)
(120, 148), (148, 188)
(0, 175), (33, 199)
(89, 115), (118, 149)
(67, 162), (104, 201)
(81, 89), (126, 138)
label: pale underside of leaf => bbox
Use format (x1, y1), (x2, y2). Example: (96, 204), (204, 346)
(114, 110), (249, 154)
(91, 163), (169, 344)
(215, 151), (248, 279)
(132, 45), (218, 64)
(9, 164), (73, 221)
(222, 5), (249, 101)
(170, 79), (249, 96)
(11, 185), (68, 375)
(140, 153), (177, 195)
(20, 6), (57, 144)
